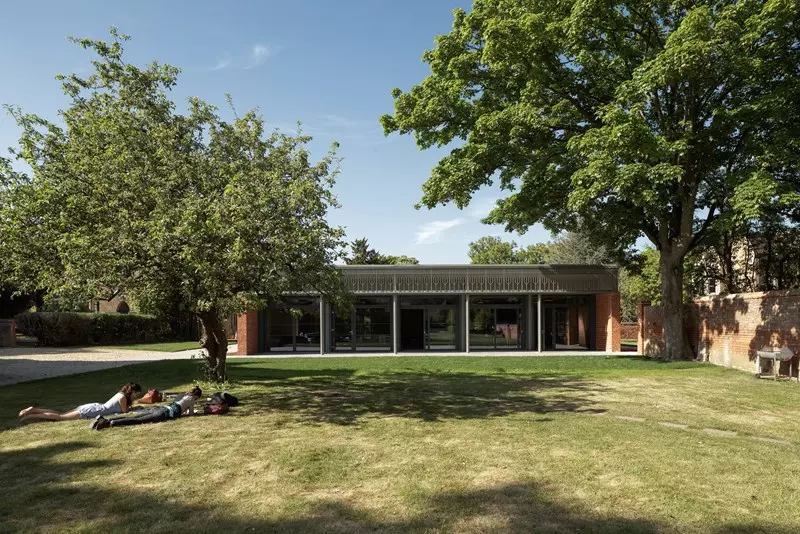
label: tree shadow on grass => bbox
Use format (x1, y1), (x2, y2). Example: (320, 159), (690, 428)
(231, 370), (607, 425)
(2, 442), (796, 533)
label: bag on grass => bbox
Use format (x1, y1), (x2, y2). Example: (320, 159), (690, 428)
(139, 388), (163, 404)
(204, 403), (229, 415)
(209, 392), (239, 406)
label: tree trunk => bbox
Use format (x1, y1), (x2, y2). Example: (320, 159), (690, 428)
(199, 310), (228, 382)
(659, 252), (693, 360)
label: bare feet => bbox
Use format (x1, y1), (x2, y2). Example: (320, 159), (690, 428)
(18, 407), (36, 418)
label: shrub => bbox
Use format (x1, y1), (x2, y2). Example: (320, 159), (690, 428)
(14, 312), (173, 347)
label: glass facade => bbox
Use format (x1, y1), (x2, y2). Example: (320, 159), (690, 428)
(469, 297), (523, 351)
(333, 297), (392, 352)
(425, 308), (456, 350)
(257, 293), (597, 353)
(355, 306), (391, 351)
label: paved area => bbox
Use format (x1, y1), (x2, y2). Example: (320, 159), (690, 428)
(0, 346), (202, 387)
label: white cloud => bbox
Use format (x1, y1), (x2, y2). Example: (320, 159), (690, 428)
(415, 219), (465, 245)
(210, 44), (281, 71)
(246, 44), (278, 69)
(210, 57), (231, 71)
(469, 197), (501, 219)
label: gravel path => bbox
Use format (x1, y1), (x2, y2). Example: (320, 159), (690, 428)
(0, 346), (210, 387)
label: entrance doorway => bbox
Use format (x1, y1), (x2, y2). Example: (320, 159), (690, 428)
(542, 296), (591, 350)
(543, 307), (568, 349)
(400, 309), (424, 350)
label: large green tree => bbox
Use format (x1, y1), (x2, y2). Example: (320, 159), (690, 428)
(382, 1), (800, 359)
(468, 235), (548, 264)
(345, 237), (419, 265)
(0, 30), (347, 380)
(468, 236), (517, 264)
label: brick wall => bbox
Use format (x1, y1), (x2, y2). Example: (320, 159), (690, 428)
(90, 295), (135, 314)
(638, 290), (800, 373)
(595, 292), (621, 352)
(236, 310), (259, 355)
(620, 323), (638, 340)
(0, 319), (16, 347)
(641, 306), (665, 357)
(695, 291), (800, 372)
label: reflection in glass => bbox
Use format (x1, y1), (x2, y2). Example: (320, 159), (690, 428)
(268, 309), (294, 349)
(495, 308), (521, 349)
(332, 311), (352, 351)
(469, 308), (496, 349)
(426, 308), (455, 350)
(469, 304), (522, 350)
(356, 307), (391, 351)
(296, 309), (320, 351)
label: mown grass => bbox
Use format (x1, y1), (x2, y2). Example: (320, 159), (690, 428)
(2, 356), (800, 533)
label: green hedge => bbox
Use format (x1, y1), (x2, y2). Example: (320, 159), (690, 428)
(15, 312), (173, 347)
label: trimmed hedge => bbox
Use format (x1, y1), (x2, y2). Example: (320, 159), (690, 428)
(15, 312), (173, 347)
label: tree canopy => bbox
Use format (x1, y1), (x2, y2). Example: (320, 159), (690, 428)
(0, 30), (347, 380)
(345, 237), (419, 265)
(383, 0), (800, 359)
(468, 236), (548, 264)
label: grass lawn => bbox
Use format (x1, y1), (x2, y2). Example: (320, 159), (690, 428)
(621, 338), (637, 347)
(2, 356), (800, 533)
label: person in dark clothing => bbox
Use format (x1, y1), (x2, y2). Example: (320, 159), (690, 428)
(92, 387), (202, 430)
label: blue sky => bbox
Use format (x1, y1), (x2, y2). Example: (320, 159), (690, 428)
(0, 0), (553, 263)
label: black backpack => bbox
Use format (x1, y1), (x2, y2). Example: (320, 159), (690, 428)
(209, 392), (239, 407)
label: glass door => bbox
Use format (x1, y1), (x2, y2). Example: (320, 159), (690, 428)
(355, 307), (391, 352)
(469, 306), (523, 350)
(425, 308), (456, 350)
(495, 308), (522, 349)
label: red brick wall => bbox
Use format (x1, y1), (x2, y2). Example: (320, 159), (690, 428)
(641, 306), (665, 357)
(236, 310), (259, 356)
(595, 292), (621, 352)
(639, 291), (800, 373)
(620, 323), (638, 340)
(696, 291), (800, 372)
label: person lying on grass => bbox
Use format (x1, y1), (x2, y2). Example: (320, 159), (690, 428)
(18, 383), (143, 423)
(92, 386), (202, 430)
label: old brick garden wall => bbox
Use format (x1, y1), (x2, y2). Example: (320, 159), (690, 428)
(639, 291), (800, 373)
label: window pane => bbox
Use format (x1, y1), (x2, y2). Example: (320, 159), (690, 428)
(332, 311), (352, 351)
(495, 308), (520, 348)
(469, 308), (496, 349)
(356, 307), (391, 351)
(427, 308), (455, 350)
(296, 310), (320, 351)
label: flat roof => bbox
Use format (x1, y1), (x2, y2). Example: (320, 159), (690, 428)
(330, 264), (618, 294)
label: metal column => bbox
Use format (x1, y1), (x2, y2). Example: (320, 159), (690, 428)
(537, 294), (543, 353)
(292, 316), (297, 352)
(464, 294), (470, 354)
(351, 308), (357, 352)
(392, 294), (399, 354)
(526, 295), (534, 351)
(319, 298), (325, 355)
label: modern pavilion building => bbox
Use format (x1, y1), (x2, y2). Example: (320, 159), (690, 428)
(236, 264), (621, 355)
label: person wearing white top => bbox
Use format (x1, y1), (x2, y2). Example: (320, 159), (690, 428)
(18, 383), (142, 422)
(93, 387), (203, 430)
